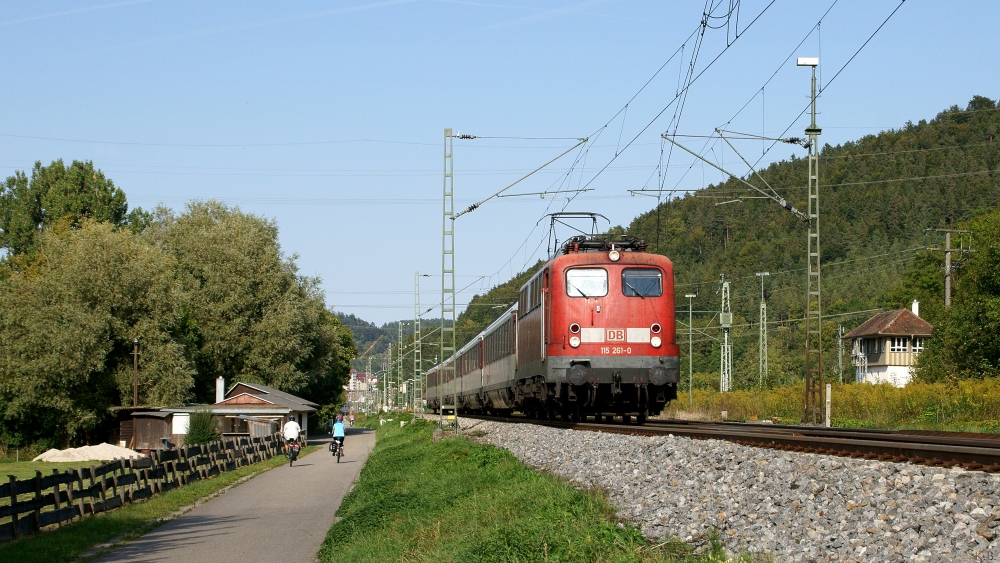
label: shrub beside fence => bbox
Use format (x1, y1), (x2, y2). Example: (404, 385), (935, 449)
(0, 434), (284, 541)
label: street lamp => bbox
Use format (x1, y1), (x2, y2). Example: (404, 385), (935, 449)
(684, 295), (696, 407)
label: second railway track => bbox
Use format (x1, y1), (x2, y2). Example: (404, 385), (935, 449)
(464, 414), (1000, 472)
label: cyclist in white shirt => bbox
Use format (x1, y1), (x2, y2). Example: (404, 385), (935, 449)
(282, 415), (302, 451)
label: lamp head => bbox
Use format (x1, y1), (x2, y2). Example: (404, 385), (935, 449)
(796, 57), (819, 67)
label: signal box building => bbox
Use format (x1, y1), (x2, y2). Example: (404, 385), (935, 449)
(845, 301), (933, 387)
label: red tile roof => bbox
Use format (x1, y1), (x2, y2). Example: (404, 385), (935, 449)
(844, 309), (933, 339)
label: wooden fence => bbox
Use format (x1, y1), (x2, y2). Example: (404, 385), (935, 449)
(0, 434), (284, 541)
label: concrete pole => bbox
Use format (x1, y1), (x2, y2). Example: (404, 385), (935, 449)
(825, 383), (832, 427)
(685, 294), (696, 407)
(132, 338), (139, 407)
(945, 231), (952, 308)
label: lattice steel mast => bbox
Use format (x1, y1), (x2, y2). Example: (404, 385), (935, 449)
(397, 321), (404, 409)
(441, 129), (457, 429)
(414, 272), (422, 411)
(800, 57), (823, 424)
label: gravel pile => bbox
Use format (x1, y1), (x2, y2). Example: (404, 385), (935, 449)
(463, 418), (1000, 562)
(33, 443), (146, 463)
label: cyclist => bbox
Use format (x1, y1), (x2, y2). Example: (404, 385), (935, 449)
(349, 413), (355, 426)
(332, 414), (346, 456)
(283, 415), (301, 451)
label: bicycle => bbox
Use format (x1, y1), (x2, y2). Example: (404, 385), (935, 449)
(329, 438), (344, 463)
(286, 440), (301, 466)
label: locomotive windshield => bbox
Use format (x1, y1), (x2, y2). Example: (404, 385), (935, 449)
(622, 268), (662, 298)
(566, 268), (608, 297)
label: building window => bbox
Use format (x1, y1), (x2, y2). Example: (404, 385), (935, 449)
(912, 337), (924, 353)
(890, 336), (908, 352)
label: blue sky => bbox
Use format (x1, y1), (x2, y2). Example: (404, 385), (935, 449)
(2, 1), (997, 326)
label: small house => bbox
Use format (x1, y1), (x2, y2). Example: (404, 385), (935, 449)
(120, 379), (318, 451)
(845, 300), (932, 387)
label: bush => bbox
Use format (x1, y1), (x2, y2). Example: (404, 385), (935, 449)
(184, 410), (219, 445)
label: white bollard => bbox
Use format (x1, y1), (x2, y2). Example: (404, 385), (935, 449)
(825, 383), (832, 428)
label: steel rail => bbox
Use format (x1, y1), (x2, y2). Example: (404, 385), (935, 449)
(463, 414), (1000, 472)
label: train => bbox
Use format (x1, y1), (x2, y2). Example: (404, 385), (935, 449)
(425, 235), (680, 423)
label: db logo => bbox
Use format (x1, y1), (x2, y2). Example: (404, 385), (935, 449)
(607, 329), (625, 341)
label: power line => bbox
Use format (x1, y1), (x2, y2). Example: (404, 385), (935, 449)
(762, 169), (999, 192)
(743, 0), (907, 173)
(580, 1), (777, 194)
(0, 132), (437, 148)
(674, 247), (920, 288)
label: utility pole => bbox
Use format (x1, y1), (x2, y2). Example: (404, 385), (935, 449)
(755, 272), (769, 388)
(719, 276), (732, 393)
(132, 338), (139, 407)
(685, 294), (696, 406)
(924, 229), (973, 308)
(385, 344), (391, 411)
(441, 128), (458, 430)
(798, 57), (823, 425)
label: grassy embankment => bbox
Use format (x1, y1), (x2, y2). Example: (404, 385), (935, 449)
(666, 377), (1000, 432)
(318, 415), (767, 563)
(0, 445), (317, 563)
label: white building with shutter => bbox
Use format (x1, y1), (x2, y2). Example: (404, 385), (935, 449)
(844, 301), (933, 387)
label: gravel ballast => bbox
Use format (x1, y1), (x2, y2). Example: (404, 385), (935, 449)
(463, 418), (1000, 562)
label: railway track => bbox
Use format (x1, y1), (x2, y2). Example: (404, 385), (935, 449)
(464, 414), (1000, 472)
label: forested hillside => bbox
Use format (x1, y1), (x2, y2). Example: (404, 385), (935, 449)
(0, 162), (356, 449)
(385, 96), (1000, 392)
(625, 95), (999, 388)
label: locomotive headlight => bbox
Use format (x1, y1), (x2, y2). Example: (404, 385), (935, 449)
(608, 249), (620, 261)
(650, 336), (662, 348)
(569, 336), (581, 348)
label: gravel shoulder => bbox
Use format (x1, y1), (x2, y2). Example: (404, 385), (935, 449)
(465, 417), (1000, 563)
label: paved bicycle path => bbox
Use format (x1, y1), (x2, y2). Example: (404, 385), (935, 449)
(96, 427), (375, 563)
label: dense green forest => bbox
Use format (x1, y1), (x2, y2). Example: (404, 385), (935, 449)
(374, 96), (1000, 395)
(0, 161), (356, 448)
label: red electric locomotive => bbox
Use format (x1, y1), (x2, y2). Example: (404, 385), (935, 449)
(426, 235), (680, 422)
(512, 235), (679, 421)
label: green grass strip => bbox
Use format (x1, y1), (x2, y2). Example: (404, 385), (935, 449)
(0, 445), (317, 563)
(0, 460), (92, 481)
(318, 417), (762, 563)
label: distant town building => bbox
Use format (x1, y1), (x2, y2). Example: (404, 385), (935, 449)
(346, 370), (375, 412)
(845, 300), (932, 387)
